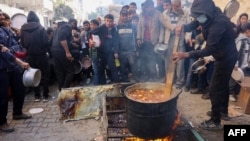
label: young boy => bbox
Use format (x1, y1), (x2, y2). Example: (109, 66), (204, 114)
(80, 20), (92, 85)
(89, 14), (120, 84)
(88, 19), (100, 85)
(230, 22), (250, 101)
(117, 9), (138, 82)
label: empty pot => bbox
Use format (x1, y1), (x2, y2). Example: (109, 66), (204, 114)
(81, 58), (92, 69)
(23, 68), (41, 87)
(191, 59), (207, 74)
(73, 60), (82, 74)
(154, 44), (168, 54)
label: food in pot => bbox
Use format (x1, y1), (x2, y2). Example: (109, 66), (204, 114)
(127, 89), (170, 103)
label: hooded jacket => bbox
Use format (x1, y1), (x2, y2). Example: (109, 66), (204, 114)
(20, 11), (49, 56)
(187, 0), (238, 62)
(27, 11), (40, 23)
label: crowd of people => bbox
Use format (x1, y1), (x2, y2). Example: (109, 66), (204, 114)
(1, 0), (250, 133)
(173, 0), (250, 131)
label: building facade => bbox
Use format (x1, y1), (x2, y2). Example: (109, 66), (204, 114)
(0, 0), (53, 28)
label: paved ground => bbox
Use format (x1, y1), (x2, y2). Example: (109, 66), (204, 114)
(1, 83), (250, 141)
(0, 85), (103, 141)
(178, 90), (250, 141)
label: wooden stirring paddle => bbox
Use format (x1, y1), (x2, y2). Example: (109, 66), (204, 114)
(165, 35), (180, 96)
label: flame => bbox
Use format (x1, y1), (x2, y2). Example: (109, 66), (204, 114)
(124, 113), (181, 141)
(124, 136), (173, 141)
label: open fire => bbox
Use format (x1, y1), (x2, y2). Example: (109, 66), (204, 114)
(103, 93), (202, 141)
(123, 137), (173, 141)
(117, 113), (181, 141)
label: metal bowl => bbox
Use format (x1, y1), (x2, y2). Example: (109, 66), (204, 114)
(73, 60), (82, 74)
(154, 44), (168, 54)
(231, 68), (245, 81)
(81, 58), (92, 69)
(23, 68), (41, 87)
(191, 59), (207, 74)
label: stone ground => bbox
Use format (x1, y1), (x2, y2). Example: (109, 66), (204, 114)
(1, 83), (250, 141)
(177, 90), (250, 141)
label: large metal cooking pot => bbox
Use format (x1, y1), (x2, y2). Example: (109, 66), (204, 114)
(23, 68), (41, 87)
(124, 82), (182, 139)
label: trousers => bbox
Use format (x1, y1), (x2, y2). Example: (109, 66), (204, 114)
(0, 68), (25, 125)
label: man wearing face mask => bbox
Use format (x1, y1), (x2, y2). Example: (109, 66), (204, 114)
(172, 0), (237, 131)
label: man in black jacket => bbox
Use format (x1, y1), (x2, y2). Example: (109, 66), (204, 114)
(51, 20), (74, 91)
(20, 11), (50, 102)
(172, 0), (238, 130)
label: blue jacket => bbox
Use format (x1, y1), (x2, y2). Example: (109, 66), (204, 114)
(0, 27), (20, 71)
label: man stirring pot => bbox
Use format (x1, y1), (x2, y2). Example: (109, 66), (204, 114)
(172, 0), (238, 130)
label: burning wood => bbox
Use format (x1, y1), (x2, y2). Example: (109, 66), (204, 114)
(123, 137), (173, 141)
(121, 113), (182, 141)
(100, 83), (203, 141)
(104, 88), (189, 141)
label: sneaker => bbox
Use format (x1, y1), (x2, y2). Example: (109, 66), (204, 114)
(201, 93), (210, 99)
(184, 87), (190, 92)
(198, 119), (223, 131)
(86, 78), (91, 84)
(229, 94), (237, 102)
(206, 111), (231, 121)
(190, 89), (206, 94)
(220, 113), (231, 121)
(0, 123), (15, 133)
(34, 96), (41, 102)
(106, 79), (112, 84)
(43, 95), (51, 102)
(13, 113), (32, 120)
(43, 98), (49, 102)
